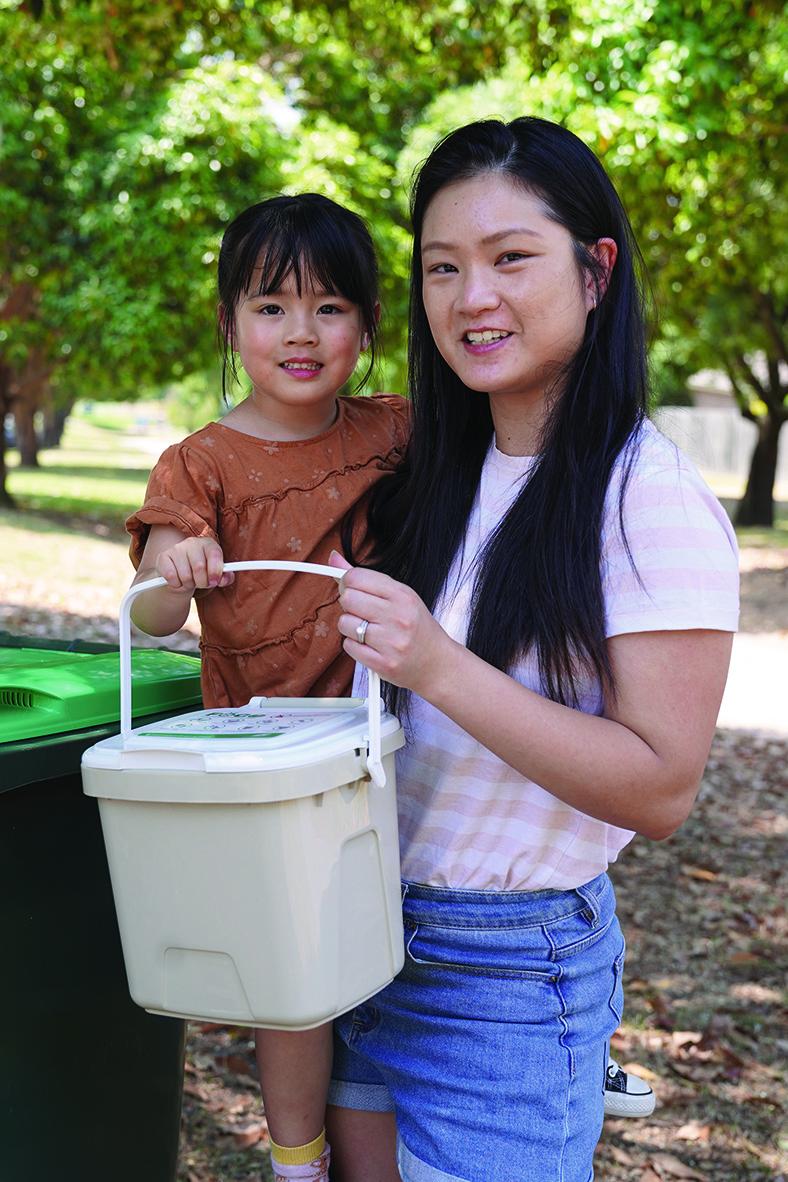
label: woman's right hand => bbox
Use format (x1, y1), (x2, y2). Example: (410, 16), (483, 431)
(155, 536), (235, 594)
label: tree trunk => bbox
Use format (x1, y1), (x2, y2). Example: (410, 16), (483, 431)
(0, 436), (13, 507)
(41, 399), (73, 448)
(735, 411), (784, 527)
(0, 386), (16, 508)
(13, 400), (40, 468)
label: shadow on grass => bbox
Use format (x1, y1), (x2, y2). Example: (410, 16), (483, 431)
(720, 498), (788, 548)
(0, 600), (199, 653)
(1, 503), (131, 541)
(26, 462), (153, 481)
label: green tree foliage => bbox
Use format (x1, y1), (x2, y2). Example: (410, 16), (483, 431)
(0, 0), (238, 487)
(401, 0), (787, 523)
(2, 0), (785, 521)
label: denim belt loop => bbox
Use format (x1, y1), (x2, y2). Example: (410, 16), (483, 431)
(575, 881), (601, 927)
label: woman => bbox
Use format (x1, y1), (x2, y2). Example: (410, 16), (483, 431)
(326, 117), (739, 1182)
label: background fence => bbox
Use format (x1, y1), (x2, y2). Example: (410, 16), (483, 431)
(653, 407), (788, 496)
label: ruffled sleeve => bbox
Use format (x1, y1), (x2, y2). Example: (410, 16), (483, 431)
(126, 437), (222, 569)
(372, 393), (411, 456)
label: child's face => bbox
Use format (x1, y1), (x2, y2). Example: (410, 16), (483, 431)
(232, 270), (365, 424)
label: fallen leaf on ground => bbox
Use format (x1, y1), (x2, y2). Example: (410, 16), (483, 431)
(680, 864), (718, 882)
(649, 1150), (707, 1179)
(646, 992), (675, 1030)
(218, 1052), (257, 1077)
(675, 1122), (711, 1141)
(727, 950), (762, 965)
(183, 1082), (209, 1101)
(231, 1121), (266, 1149)
(671, 1031), (703, 1050)
(608, 1144), (636, 1165)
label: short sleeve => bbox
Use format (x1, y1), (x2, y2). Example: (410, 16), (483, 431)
(602, 444), (740, 638)
(126, 441), (222, 569)
(371, 393), (412, 454)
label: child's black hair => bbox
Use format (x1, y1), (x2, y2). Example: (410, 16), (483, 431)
(217, 193), (380, 402)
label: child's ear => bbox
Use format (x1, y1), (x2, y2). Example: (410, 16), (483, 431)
(585, 238), (617, 310)
(361, 301), (381, 350)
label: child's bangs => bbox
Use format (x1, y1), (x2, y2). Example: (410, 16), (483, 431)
(240, 220), (350, 302)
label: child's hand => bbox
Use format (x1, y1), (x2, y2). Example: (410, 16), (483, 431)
(155, 536), (235, 594)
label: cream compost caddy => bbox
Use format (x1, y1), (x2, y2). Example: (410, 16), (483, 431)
(82, 561), (405, 1030)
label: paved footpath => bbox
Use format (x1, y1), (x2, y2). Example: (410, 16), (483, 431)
(716, 631), (788, 737)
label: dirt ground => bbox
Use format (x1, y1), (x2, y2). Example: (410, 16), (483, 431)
(2, 535), (785, 1182)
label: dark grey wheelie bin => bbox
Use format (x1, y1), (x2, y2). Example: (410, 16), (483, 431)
(0, 635), (202, 1182)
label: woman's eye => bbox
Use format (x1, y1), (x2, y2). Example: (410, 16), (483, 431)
(429, 263), (457, 275)
(498, 251), (530, 264)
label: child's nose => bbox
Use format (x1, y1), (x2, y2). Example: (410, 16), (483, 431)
(284, 316), (318, 345)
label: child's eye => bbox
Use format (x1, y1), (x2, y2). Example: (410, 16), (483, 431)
(257, 304), (283, 315)
(317, 303), (344, 314)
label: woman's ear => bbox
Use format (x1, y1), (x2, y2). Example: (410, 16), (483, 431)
(585, 237), (617, 310)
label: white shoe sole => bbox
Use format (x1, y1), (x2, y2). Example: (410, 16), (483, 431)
(603, 1088), (656, 1118)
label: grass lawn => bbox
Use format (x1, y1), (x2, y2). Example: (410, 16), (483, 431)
(0, 410), (199, 641)
(5, 408), (788, 544)
(5, 415), (158, 535)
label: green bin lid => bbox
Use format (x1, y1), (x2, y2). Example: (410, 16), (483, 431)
(0, 647), (202, 745)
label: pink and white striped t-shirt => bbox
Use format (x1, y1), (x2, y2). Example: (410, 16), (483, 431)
(359, 420), (739, 891)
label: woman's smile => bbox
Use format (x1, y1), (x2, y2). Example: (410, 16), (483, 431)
(462, 328), (513, 353)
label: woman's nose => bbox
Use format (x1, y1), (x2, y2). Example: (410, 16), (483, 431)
(455, 271), (500, 316)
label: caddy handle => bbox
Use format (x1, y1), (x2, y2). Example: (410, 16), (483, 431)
(118, 560), (386, 787)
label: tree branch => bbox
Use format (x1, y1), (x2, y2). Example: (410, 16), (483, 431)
(723, 360), (757, 420)
(755, 290), (787, 366)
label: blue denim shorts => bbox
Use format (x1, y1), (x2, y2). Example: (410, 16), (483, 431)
(328, 873), (625, 1182)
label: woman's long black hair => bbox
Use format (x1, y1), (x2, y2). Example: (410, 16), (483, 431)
(356, 117), (649, 713)
(217, 193), (380, 402)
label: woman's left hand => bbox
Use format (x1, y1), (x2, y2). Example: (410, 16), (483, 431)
(329, 552), (452, 693)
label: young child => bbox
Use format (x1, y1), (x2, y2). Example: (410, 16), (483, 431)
(126, 193), (409, 1182)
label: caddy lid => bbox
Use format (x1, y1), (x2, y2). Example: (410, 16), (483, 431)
(81, 696), (403, 776)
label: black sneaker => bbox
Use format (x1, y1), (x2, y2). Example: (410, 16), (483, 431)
(603, 1057), (656, 1118)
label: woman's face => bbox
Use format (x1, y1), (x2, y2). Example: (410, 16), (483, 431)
(421, 173), (599, 410)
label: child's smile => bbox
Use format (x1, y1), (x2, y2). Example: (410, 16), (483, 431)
(280, 357), (324, 379)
